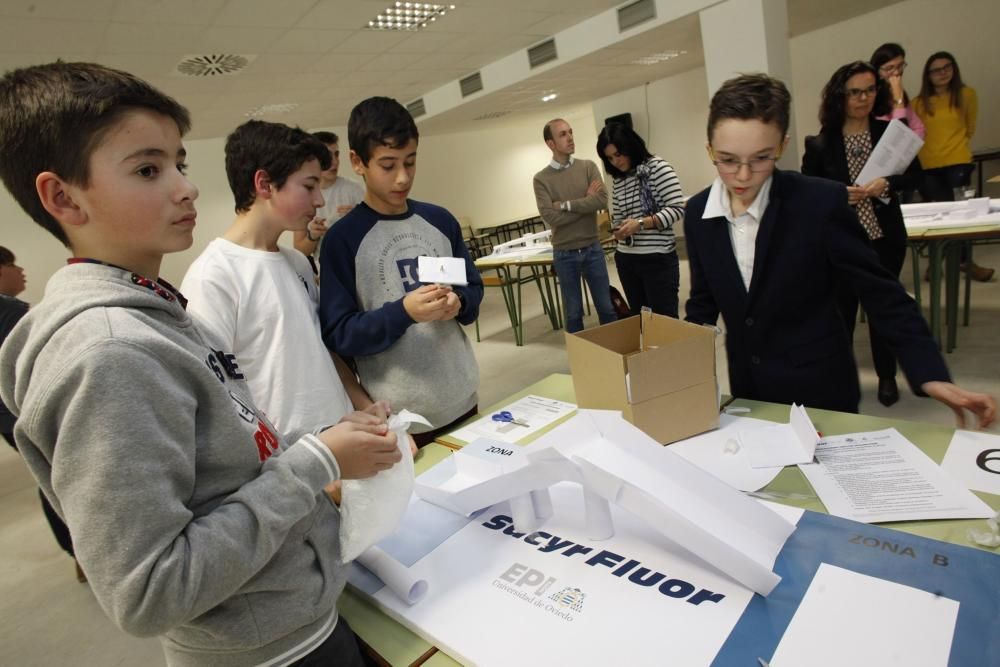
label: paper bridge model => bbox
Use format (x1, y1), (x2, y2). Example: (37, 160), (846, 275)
(415, 410), (796, 596)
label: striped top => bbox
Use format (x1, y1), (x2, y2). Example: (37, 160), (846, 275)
(610, 156), (684, 254)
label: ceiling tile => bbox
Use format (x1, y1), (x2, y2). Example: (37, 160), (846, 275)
(0, 0), (117, 21)
(213, 0), (318, 28)
(99, 22), (201, 54)
(330, 29), (413, 55)
(0, 17), (103, 55)
(295, 1), (389, 30)
(110, 0), (226, 25)
(196, 26), (284, 54)
(267, 28), (355, 54)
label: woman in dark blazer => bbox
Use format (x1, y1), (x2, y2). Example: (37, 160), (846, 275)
(802, 60), (921, 407)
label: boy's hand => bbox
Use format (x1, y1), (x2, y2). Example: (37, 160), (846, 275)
(318, 421), (401, 479)
(403, 284), (452, 322)
(438, 291), (462, 321)
(306, 217), (328, 241)
(338, 406), (388, 427)
(921, 381), (997, 429)
(586, 179), (605, 197)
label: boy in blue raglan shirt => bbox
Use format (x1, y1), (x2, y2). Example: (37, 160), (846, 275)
(319, 96), (484, 446)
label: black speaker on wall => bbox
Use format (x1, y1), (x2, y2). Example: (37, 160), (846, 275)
(604, 112), (633, 129)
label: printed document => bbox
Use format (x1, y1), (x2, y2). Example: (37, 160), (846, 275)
(449, 394), (576, 444)
(798, 428), (994, 523)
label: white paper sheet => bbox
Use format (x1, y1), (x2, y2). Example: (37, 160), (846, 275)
(449, 394), (576, 444)
(769, 563), (958, 667)
(369, 483), (803, 667)
(798, 428), (995, 523)
(856, 118), (924, 187)
(738, 404), (819, 469)
(355, 546), (428, 605)
(669, 414), (786, 491)
(940, 430), (1000, 496)
(416, 255), (467, 285)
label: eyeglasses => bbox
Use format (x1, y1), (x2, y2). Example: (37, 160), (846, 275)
(879, 62), (906, 75)
(845, 84), (877, 100)
(708, 146), (783, 174)
(928, 63), (954, 76)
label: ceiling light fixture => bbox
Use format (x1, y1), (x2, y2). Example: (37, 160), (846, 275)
(631, 50), (687, 65)
(541, 92), (558, 103)
(245, 103), (299, 118)
(366, 2), (456, 31)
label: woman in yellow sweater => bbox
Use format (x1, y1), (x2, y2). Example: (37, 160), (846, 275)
(913, 51), (991, 281)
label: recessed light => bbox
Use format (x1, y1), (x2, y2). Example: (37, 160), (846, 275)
(366, 2), (455, 31)
(541, 92), (558, 103)
(631, 50), (687, 65)
(245, 103), (299, 118)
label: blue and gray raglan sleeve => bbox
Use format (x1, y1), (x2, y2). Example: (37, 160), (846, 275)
(319, 214), (415, 357)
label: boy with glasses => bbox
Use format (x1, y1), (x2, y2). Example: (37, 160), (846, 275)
(683, 74), (994, 428)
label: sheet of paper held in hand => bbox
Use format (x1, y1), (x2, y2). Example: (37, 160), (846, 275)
(417, 255), (468, 286)
(855, 117), (924, 188)
(448, 394), (577, 444)
(797, 428), (994, 523)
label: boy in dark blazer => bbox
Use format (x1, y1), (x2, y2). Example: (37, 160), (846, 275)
(683, 74), (994, 428)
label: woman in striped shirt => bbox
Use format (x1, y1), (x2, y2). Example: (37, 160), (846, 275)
(597, 123), (686, 317)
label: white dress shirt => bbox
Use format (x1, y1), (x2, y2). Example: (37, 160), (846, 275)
(701, 176), (773, 292)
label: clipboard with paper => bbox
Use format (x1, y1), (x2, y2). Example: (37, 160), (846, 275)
(855, 118), (923, 194)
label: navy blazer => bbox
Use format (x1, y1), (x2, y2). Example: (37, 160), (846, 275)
(683, 169), (948, 412)
(801, 119), (922, 247)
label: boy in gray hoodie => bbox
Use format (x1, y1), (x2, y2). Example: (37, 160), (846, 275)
(0, 62), (402, 666)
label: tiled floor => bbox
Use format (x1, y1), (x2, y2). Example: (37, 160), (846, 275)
(1, 245), (998, 665)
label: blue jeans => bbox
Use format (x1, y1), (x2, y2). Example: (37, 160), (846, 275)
(553, 241), (618, 333)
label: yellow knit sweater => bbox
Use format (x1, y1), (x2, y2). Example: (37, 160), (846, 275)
(913, 86), (978, 169)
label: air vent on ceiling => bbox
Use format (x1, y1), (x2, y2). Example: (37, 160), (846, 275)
(174, 54), (254, 77)
(618, 0), (656, 32)
(527, 38), (557, 69)
(406, 98), (427, 118)
(460, 72), (484, 97)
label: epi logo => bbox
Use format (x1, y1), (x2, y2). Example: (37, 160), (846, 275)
(492, 562), (582, 622)
(549, 587), (586, 612)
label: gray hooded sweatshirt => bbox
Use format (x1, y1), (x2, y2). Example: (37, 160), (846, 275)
(0, 262), (347, 666)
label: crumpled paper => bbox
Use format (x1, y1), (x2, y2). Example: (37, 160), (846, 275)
(339, 409), (430, 562)
(968, 511), (1000, 548)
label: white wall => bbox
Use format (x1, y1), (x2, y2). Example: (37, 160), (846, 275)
(412, 105), (601, 229)
(590, 67), (716, 199)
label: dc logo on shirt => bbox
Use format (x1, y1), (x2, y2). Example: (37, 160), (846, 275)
(397, 258), (421, 293)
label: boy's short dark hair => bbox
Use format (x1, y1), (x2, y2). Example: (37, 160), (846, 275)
(313, 131), (338, 145)
(542, 119), (565, 143)
(707, 74), (791, 141)
(348, 97), (419, 165)
(0, 246), (14, 266)
(225, 120), (332, 214)
(0, 61), (191, 247)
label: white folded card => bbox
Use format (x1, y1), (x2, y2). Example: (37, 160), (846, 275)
(417, 255), (467, 285)
(739, 403), (819, 469)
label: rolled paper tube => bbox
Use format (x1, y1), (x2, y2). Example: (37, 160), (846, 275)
(356, 546), (429, 605)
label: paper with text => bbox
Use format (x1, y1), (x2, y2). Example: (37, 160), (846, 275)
(856, 118), (924, 188)
(449, 394), (576, 444)
(798, 428), (995, 523)
(940, 430), (1000, 496)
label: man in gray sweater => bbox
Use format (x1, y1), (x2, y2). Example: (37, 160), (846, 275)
(533, 118), (618, 333)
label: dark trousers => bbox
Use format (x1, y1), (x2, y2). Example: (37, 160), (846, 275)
(918, 163), (974, 203)
(3, 430), (75, 557)
(836, 235), (907, 382)
(411, 404), (478, 448)
(614, 250), (680, 318)
(288, 618), (366, 667)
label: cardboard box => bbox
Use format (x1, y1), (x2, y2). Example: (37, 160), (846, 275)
(566, 312), (718, 444)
